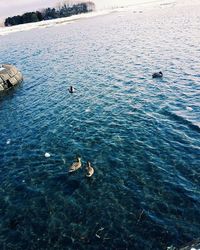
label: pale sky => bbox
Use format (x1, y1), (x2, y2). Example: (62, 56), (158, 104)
(0, 0), (159, 19)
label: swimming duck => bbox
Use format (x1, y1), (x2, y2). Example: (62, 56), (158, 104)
(86, 161), (94, 177)
(68, 157), (82, 173)
(69, 86), (75, 93)
(152, 71), (163, 78)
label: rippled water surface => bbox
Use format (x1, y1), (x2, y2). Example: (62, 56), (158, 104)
(0, 3), (200, 250)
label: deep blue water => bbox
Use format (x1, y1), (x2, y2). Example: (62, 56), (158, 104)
(0, 3), (200, 250)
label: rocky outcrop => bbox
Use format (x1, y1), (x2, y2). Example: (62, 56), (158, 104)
(0, 64), (23, 91)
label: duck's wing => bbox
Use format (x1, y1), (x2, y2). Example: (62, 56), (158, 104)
(86, 167), (94, 177)
(69, 162), (77, 172)
(69, 162), (81, 172)
(90, 168), (94, 175)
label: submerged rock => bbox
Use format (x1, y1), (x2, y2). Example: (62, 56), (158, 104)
(0, 64), (23, 91)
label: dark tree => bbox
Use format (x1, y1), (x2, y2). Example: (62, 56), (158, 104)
(4, 2), (95, 26)
(36, 11), (43, 21)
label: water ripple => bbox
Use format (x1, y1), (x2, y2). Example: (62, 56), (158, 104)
(0, 3), (200, 250)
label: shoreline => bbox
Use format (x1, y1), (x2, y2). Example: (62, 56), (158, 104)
(0, 10), (115, 37)
(0, 0), (177, 37)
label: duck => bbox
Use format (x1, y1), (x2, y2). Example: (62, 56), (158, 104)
(86, 161), (94, 177)
(68, 157), (82, 173)
(69, 86), (75, 93)
(152, 71), (163, 78)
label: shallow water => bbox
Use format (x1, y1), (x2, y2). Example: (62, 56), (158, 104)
(0, 3), (200, 250)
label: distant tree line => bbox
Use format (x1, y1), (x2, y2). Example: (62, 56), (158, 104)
(4, 1), (95, 26)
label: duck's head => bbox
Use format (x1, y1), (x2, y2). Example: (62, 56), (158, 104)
(69, 86), (74, 92)
(87, 161), (91, 167)
(77, 157), (81, 162)
(159, 71), (163, 75)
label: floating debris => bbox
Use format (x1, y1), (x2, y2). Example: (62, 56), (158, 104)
(95, 227), (104, 239)
(186, 106), (193, 111)
(6, 139), (11, 145)
(45, 152), (51, 158)
(167, 246), (176, 250)
(85, 108), (91, 113)
(137, 209), (144, 223)
(62, 157), (66, 164)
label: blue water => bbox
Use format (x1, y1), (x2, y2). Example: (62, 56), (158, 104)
(0, 4), (200, 250)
